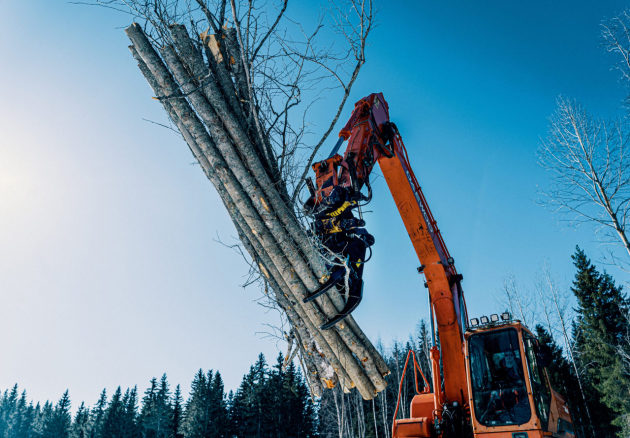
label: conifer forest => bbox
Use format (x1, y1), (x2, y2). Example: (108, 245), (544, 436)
(1, 247), (629, 438)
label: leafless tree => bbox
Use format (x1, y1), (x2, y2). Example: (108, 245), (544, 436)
(499, 265), (596, 435)
(602, 11), (630, 96)
(537, 13), (630, 431)
(532, 276), (555, 335)
(500, 275), (535, 326)
(87, 0), (389, 399)
(530, 265), (595, 435)
(621, 310), (630, 372)
(83, 0), (372, 202)
(319, 384), (373, 438)
(539, 98), (630, 263)
(539, 11), (630, 268)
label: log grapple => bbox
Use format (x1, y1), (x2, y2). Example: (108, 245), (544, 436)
(303, 93), (394, 329)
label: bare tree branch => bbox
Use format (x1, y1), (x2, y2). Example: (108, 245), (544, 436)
(107, 0), (385, 399)
(538, 97), (630, 261)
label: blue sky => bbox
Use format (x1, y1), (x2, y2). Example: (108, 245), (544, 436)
(1, 0), (629, 409)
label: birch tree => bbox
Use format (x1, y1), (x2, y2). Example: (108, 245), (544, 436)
(539, 11), (630, 265)
(501, 275), (535, 326)
(539, 98), (630, 261)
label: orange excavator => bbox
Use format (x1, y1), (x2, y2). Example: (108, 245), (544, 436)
(304, 93), (575, 438)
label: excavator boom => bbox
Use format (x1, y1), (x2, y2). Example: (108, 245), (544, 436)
(305, 93), (468, 404)
(304, 93), (574, 438)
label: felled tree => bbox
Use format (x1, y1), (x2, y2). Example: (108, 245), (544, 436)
(88, 0), (390, 399)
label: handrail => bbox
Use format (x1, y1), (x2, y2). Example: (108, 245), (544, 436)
(391, 350), (431, 436)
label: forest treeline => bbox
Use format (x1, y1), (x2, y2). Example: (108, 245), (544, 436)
(0, 355), (315, 438)
(1, 247), (628, 438)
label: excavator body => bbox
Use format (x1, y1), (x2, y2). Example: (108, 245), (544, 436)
(393, 319), (575, 438)
(304, 93), (575, 438)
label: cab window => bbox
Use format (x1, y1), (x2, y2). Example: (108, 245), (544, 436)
(468, 328), (531, 427)
(523, 333), (552, 428)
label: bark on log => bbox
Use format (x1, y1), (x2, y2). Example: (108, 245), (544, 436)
(129, 23), (383, 397)
(158, 35), (387, 392)
(231, 213), (351, 389)
(168, 27), (325, 277)
(236, 227), (329, 397)
(132, 43), (350, 394)
(182, 26), (246, 131)
(128, 22), (382, 396)
(167, 42), (386, 392)
(223, 28), (250, 122)
(127, 31), (375, 397)
(125, 22), (389, 399)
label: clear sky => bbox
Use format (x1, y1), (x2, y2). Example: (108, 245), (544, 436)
(1, 0), (629, 409)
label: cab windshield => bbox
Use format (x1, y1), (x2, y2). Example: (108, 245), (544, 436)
(468, 328), (531, 427)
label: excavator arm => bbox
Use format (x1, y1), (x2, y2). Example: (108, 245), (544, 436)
(305, 93), (575, 438)
(304, 93), (469, 406)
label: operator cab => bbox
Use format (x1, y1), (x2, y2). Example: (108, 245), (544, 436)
(465, 317), (574, 438)
(468, 327), (531, 427)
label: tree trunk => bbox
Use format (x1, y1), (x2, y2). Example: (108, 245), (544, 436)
(125, 22), (389, 400)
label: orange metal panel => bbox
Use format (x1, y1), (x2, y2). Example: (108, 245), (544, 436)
(474, 430), (545, 438)
(410, 393), (435, 418)
(378, 150), (469, 405)
(393, 417), (432, 437)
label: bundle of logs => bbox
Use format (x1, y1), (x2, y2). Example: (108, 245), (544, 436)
(125, 22), (389, 399)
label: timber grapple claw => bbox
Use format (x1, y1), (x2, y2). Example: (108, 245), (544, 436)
(302, 94), (394, 329)
(303, 268), (346, 303)
(304, 162), (374, 329)
(319, 279), (363, 330)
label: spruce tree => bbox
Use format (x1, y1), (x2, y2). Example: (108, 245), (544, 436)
(89, 389), (107, 438)
(269, 355), (316, 437)
(265, 355), (285, 437)
(71, 402), (91, 438)
(1, 385), (19, 437)
(12, 391), (35, 438)
(415, 320), (433, 390)
(171, 385), (183, 438)
(182, 370), (229, 438)
(155, 374), (174, 437)
(31, 401), (47, 438)
(42, 390), (71, 438)
(535, 325), (589, 437)
(5, 386), (23, 438)
(571, 247), (630, 437)
(100, 387), (126, 438)
(22, 401), (38, 438)
(140, 377), (157, 438)
(230, 354), (269, 438)
(181, 370), (210, 438)
(208, 372), (229, 437)
(141, 375), (173, 438)
(122, 386), (141, 438)
(229, 353), (316, 438)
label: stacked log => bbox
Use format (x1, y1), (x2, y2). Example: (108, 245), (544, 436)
(125, 22), (389, 399)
